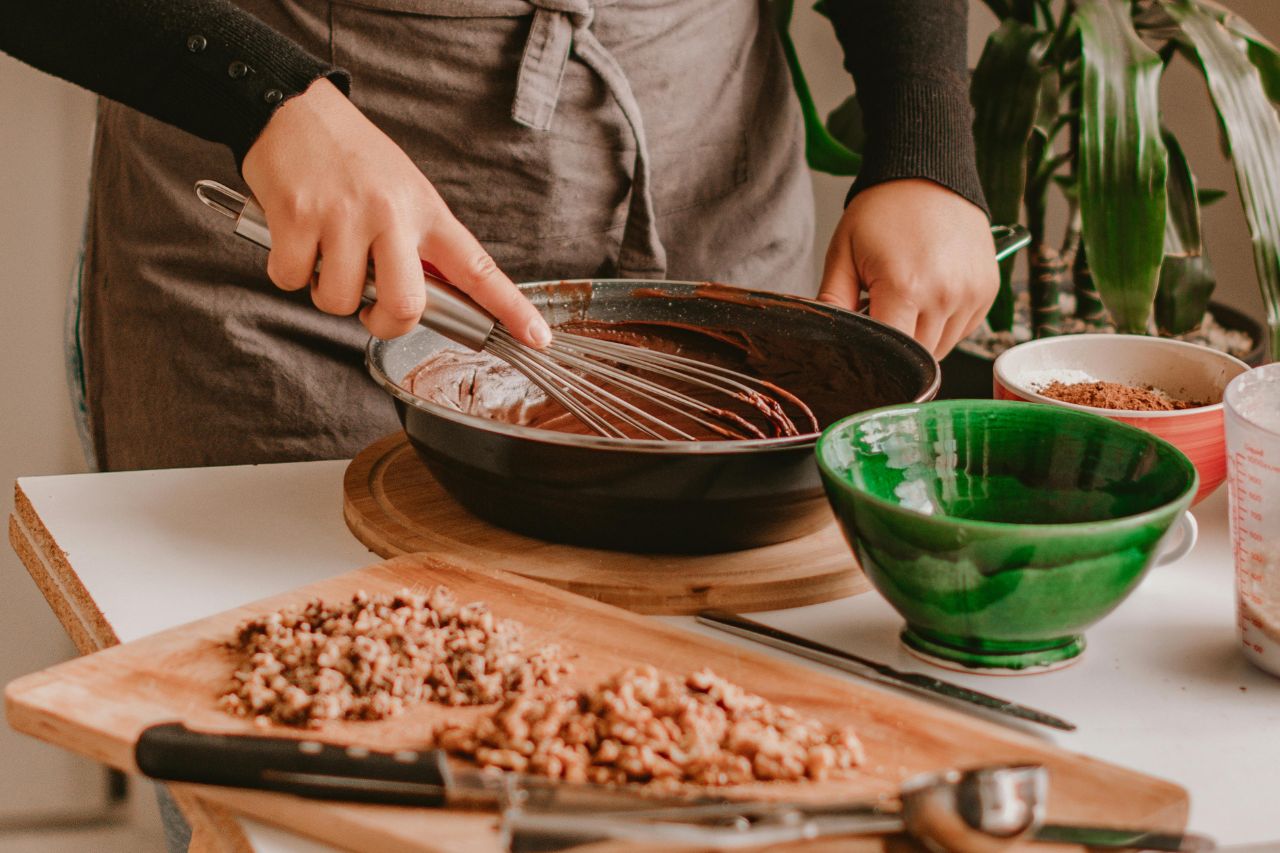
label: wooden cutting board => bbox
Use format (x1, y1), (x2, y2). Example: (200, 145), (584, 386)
(6, 552), (1186, 853)
(342, 433), (870, 614)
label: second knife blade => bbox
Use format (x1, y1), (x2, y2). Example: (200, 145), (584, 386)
(696, 610), (1075, 732)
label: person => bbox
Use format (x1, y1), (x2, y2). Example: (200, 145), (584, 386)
(2, 0), (996, 473)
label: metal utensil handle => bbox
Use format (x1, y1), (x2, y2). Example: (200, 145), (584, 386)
(992, 224), (1032, 262)
(696, 610), (1076, 732)
(194, 180), (495, 349)
(502, 808), (905, 852)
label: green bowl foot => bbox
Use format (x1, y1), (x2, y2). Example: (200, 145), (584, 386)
(900, 627), (1085, 676)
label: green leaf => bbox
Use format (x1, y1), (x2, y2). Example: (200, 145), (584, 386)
(974, 21), (1049, 225)
(1012, 0), (1038, 24)
(1155, 129), (1216, 333)
(971, 20), (1048, 332)
(775, 0), (861, 176)
(1245, 38), (1280, 104)
(1165, 0), (1280, 359)
(1192, 0), (1280, 103)
(1052, 174), (1079, 196)
(1076, 0), (1169, 333)
(1197, 187), (1228, 206)
(1161, 130), (1203, 255)
(825, 94), (865, 155)
(1156, 257), (1216, 334)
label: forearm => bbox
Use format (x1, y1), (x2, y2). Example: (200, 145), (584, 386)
(826, 0), (988, 216)
(0, 0), (349, 166)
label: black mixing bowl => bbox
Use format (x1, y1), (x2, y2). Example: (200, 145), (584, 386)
(366, 279), (938, 553)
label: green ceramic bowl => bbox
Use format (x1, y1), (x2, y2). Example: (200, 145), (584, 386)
(815, 400), (1198, 673)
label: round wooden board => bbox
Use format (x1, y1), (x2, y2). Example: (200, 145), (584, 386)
(342, 433), (869, 614)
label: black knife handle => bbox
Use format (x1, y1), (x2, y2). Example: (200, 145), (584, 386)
(135, 722), (450, 807)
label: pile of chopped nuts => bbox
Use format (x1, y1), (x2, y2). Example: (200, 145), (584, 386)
(435, 666), (863, 788)
(218, 586), (570, 727)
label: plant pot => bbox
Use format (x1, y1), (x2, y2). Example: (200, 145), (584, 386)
(938, 301), (1267, 400)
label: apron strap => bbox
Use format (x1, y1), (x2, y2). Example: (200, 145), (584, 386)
(512, 1), (667, 278)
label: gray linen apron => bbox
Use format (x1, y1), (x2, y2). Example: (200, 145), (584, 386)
(77, 0), (813, 471)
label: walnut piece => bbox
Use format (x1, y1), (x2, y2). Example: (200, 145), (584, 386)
(435, 666), (863, 790)
(219, 587), (570, 727)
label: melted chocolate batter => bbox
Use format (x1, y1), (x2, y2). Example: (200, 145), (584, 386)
(404, 320), (880, 440)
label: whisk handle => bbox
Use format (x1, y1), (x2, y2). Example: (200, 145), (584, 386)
(194, 180), (496, 350)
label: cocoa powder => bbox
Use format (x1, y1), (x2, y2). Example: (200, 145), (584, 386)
(1038, 380), (1208, 412)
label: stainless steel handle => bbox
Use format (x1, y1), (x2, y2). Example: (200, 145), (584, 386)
(991, 223), (1032, 262)
(194, 180), (496, 349)
(502, 809), (905, 852)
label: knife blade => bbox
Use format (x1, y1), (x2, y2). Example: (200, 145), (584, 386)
(1034, 823), (1218, 852)
(134, 722), (723, 812)
(695, 610), (1076, 732)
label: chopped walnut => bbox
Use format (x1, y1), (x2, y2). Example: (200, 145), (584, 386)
(436, 666), (863, 789)
(219, 586), (570, 727)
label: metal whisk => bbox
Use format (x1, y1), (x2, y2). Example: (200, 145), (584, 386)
(195, 180), (816, 441)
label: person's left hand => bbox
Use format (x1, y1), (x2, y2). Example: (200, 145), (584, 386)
(819, 179), (999, 358)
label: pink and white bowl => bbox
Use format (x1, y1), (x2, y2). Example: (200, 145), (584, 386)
(993, 334), (1250, 505)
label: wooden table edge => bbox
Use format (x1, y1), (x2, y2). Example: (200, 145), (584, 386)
(9, 483), (255, 853)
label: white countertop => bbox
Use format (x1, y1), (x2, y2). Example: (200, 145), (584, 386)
(12, 462), (1280, 850)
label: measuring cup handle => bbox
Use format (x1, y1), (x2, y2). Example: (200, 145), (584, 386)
(1156, 512), (1199, 567)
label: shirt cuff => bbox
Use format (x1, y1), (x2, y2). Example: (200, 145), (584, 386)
(156, 11), (352, 169)
(845, 77), (989, 218)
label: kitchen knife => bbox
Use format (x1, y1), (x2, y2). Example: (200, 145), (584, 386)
(696, 610), (1076, 732)
(134, 722), (720, 812)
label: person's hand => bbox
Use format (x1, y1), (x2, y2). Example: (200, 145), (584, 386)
(241, 78), (551, 346)
(818, 179), (999, 358)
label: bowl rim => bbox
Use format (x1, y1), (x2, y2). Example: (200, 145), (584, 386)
(814, 399), (1200, 532)
(366, 278), (940, 456)
(992, 333), (1251, 419)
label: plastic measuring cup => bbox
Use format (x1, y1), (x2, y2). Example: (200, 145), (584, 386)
(1225, 363), (1280, 678)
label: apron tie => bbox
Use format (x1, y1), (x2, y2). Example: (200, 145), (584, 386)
(512, 0), (667, 278)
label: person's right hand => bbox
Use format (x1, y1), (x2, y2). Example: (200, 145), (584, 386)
(241, 78), (551, 347)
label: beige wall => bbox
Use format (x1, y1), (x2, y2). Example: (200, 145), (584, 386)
(0, 54), (101, 819)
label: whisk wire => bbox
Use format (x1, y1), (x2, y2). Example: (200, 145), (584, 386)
(547, 333), (816, 438)
(486, 336), (626, 438)
(540, 342), (767, 440)
(480, 326), (819, 441)
(489, 331), (700, 440)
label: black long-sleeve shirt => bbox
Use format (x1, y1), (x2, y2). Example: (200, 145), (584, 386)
(0, 0), (349, 167)
(0, 0), (985, 212)
(826, 0), (985, 211)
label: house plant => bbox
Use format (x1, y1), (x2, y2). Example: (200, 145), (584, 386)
(775, 0), (1279, 394)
